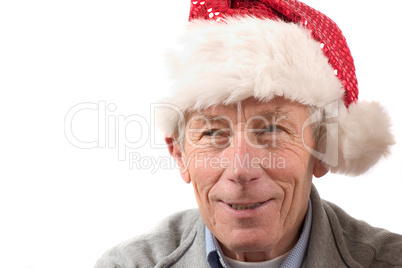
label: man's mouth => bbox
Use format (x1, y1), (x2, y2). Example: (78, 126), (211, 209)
(230, 202), (263, 210)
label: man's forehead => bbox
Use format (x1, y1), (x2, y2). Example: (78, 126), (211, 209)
(187, 99), (299, 121)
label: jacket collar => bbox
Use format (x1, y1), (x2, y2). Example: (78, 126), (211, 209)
(304, 185), (362, 268)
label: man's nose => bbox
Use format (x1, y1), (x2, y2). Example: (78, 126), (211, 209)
(220, 130), (264, 185)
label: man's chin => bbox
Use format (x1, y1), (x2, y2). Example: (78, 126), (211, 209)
(217, 229), (280, 255)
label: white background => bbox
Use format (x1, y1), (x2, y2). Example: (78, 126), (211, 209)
(1, 0), (401, 267)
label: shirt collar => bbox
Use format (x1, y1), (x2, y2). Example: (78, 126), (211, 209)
(205, 199), (312, 268)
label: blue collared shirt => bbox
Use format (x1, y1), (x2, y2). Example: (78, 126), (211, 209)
(205, 200), (312, 268)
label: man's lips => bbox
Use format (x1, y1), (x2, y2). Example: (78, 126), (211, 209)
(229, 202), (264, 210)
(218, 199), (275, 218)
(223, 200), (269, 211)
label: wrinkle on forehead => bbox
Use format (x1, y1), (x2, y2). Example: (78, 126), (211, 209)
(186, 97), (305, 126)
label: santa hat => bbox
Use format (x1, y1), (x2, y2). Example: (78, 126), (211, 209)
(156, 0), (394, 176)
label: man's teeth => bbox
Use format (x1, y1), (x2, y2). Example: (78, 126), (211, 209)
(230, 203), (262, 210)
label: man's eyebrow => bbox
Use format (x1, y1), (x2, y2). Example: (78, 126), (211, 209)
(187, 114), (231, 126)
(199, 115), (230, 121)
(256, 107), (292, 120)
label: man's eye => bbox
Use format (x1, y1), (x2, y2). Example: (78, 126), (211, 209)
(202, 129), (221, 136)
(264, 125), (280, 133)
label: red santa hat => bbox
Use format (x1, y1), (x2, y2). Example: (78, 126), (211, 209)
(157, 0), (394, 176)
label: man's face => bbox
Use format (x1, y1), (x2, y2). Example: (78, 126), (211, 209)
(167, 97), (327, 260)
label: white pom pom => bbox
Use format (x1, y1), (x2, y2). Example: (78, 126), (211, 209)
(329, 101), (395, 176)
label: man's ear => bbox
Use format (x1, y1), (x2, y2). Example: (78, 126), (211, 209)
(313, 158), (329, 178)
(165, 137), (191, 184)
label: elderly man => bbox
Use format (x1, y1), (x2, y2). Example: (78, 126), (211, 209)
(95, 0), (402, 267)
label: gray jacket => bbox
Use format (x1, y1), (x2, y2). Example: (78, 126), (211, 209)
(95, 186), (402, 267)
